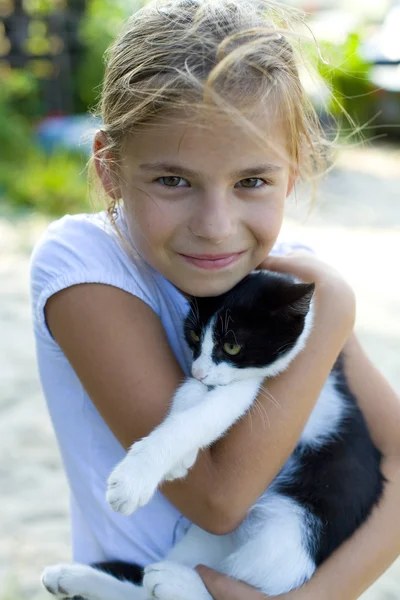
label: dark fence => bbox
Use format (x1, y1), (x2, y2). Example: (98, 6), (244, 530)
(0, 0), (87, 115)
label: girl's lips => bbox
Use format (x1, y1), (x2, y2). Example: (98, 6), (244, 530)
(179, 251), (246, 270)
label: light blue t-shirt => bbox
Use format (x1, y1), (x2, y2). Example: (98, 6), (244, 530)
(30, 209), (307, 566)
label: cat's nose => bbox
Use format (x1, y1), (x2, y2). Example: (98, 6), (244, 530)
(192, 367), (206, 381)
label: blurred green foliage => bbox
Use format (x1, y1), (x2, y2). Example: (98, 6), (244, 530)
(75, 0), (141, 112)
(0, 70), (40, 157)
(317, 33), (375, 136)
(23, 0), (64, 16)
(0, 147), (90, 215)
(0, 69), (89, 215)
(0, 0), (145, 216)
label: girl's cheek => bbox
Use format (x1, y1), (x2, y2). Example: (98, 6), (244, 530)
(250, 200), (284, 233)
(125, 197), (157, 230)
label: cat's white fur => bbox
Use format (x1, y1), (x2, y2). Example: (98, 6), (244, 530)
(42, 301), (347, 600)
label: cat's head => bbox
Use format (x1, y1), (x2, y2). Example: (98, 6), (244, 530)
(184, 270), (315, 386)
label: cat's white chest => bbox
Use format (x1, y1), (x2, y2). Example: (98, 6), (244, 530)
(300, 373), (348, 448)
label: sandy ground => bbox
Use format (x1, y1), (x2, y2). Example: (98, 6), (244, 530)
(0, 144), (399, 600)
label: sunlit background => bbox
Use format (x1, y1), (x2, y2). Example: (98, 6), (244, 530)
(1, 1), (399, 598)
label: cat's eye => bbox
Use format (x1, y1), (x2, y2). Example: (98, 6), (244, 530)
(190, 331), (200, 343)
(223, 342), (242, 356)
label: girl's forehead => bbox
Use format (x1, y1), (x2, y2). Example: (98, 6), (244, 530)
(122, 108), (290, 167)
(127, 103), (282, 139)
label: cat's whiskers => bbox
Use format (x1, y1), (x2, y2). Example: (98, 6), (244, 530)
(247, 403), (254, 433)
(220, 309), (234, 336)
(252, 397), (270, 430)
(185, 314), (198, 329)
(223, 309), (229, 335)
(225, 329), (239, 346)
(258, 385), (281, 410)
(226, 312), (234, 335)
(275, 341), (294, 355)
(186, 302), (201, 329)
(188, 297), (200, 327)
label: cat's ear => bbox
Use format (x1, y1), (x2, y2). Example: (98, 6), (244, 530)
(285, 282), (315, 316)
(271, 282), (315, 317)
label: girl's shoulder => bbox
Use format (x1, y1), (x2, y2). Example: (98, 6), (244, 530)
(29, 210), (162, 339)
(31, 210), (130, 268)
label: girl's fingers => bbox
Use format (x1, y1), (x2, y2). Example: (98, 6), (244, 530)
(257, 252), (320, 283)
(258, 252), (356, 330)
(195, 565), (267, 600)
(258, 252), (345, 286)
(258, 251), (313, 270)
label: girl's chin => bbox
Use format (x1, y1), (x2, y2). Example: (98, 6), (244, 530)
(174, 272), (251, 298)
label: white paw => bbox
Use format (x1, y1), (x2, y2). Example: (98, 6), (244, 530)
(41, 563), (97, 598)
(107, 441), (162, 515)
(143, 561), (212, 600)
(164, 450), (198, 481)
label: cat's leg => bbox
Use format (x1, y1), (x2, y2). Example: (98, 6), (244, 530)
(219, 492), (319, 596)
(143, 562), (213, 600)
(140, 523), (233, 600)
(107, 378), (207, 513)
(166, 523), (235, 568)
(163, 447), (199, 481)
(41, 563), (148, 600)
(166, 378), (207, 415)
(41, 527), (231, 600)
(142, 524), (235, 600)
(108, 378), (262, 515)
(162, 379), (207, 480)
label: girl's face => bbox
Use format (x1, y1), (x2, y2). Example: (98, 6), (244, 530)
(117, 111), (295, 297)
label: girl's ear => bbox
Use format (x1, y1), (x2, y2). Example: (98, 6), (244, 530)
(93, 130), (121, 199)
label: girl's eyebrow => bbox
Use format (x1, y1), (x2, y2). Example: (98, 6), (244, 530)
(138, 162), (282, 179)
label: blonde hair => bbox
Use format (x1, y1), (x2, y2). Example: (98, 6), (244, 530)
(89, 0), (331, 223)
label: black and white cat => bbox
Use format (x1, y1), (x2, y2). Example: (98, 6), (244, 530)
(42, 270), (384, 600)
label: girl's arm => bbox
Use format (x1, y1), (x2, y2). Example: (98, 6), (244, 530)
(196, 253), (357, 529)
(290, 333), (400, 600)
(45, 253), (355, 533)
(196, 334), (400, 600)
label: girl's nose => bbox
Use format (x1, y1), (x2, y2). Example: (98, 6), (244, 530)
(189, 192), (237, 243)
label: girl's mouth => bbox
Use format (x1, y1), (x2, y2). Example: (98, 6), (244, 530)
(179, 251), (246, 270)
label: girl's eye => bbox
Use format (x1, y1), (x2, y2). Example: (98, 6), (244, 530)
(190, 330), (200, 343)
(156, 175), (271, 190)
(223, 342), (242, 356)
(236, 178), (267, 189)
(158, 176), (188, 187)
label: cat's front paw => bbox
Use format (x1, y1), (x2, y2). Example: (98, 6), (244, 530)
(143, 561), (212, 600)
(41, 563), (96, 598)
(107, 440), (161, 514)
(164, 449), (198, 481)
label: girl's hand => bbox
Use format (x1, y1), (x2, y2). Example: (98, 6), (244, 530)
(258, 251), (356, 333)
(195, 565), (308, 600)
(196, 565), (268, 599)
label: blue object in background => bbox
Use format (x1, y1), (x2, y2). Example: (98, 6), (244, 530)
(35, 114), (102, 154)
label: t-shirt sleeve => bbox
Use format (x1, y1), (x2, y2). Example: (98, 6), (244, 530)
(270, 239), (315, 257)
(30, 214), (160, 340)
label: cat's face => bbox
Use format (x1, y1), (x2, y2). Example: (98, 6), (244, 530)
(184, 271), (314, 386)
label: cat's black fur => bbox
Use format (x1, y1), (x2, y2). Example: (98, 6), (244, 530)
(275, 354), (384, 565)
(92, 270), (384, 584)
(186, 271), (316, 369)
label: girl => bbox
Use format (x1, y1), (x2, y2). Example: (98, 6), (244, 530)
(31, 0), (400, 598)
